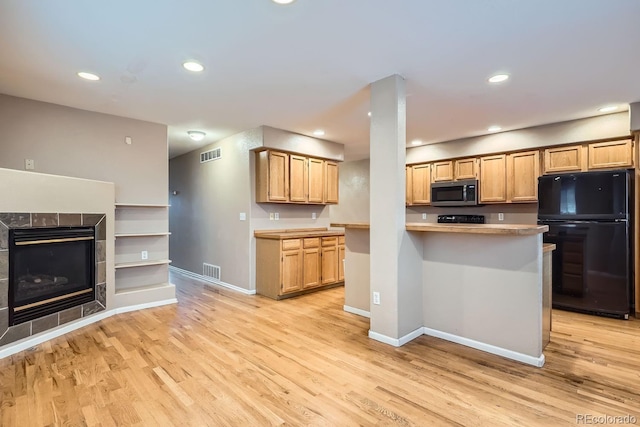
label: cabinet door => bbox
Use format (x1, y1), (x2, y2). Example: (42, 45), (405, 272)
(507, 150), (540, 203)
(588, 139), (633, 170)
(289, 154), (308, 203)
(455, 158), (477, 180)
(321, 237), (338, 285)
(544, 145), (585, 174)
(268, 151), (289, 201)
(324, 161), (339, 204)
(431, 161), (454, 182)
(281, 248), (302, 294)
(405, 166), (413, 205)
(302, 247), (321, 289)
(308, 158), (325, 203)
(480, 154), (507, 203)
(411, 164), (431, 205)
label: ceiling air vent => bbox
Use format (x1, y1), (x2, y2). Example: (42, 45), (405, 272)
(200, 147), (221, 163)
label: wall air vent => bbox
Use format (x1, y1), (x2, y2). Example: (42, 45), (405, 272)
(200, 147), (221, 163)
(203, 263), (221, 281)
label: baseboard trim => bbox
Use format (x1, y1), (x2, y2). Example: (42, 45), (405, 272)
(169, 266), (256, 295)
(343, 305), (370, 318)
(368, 327), (423, 347)
(0, 299), (178, 360)
(423, 327), (545, 367)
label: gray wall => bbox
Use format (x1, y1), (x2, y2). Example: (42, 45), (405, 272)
(0, 94), (168, 204)
(330, 158), (370, 224)
(169, 126), (345, 291)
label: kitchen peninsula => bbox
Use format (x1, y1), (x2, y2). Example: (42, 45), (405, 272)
(333, 222), (550, 367)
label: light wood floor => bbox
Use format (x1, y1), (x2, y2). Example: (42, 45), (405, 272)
(1, 273), (640, 426)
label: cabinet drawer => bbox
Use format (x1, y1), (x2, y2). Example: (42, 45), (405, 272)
(303, 237), (320, 248)
(282, 239), (301, 250)
(322, 237), (338, 247)
(338, 236), (345, 245)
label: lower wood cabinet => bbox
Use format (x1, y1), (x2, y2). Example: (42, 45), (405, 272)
(256, 232), (345, 300)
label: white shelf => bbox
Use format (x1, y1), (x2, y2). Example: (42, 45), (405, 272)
(115, 259), (172, 269)
(115, 203), (170, 208)
(113, 282), (176, 309)
(114, 282), (174, 295)
(115, 232), (171, 238)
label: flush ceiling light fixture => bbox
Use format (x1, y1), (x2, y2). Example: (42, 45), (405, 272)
(598, 105), (618, 113)
(187, 130), (206, 141)
(77, 71), (100, 81)
(487, 125), (502, 132)
(313, 130), (325, 137)
(272, 0), (296, 4)
(488, 73), (509, 83)
(183, 61), (205, 72)
(411, 139), (423, 146)
(367, 111), (372, 117)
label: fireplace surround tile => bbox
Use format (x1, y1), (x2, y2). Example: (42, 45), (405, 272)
(96, 241), (106, 263)
(83, 214), (106, 240)
(0, 213), (31, 228)
(96, 283), (106, 307)
(0, 222), (7, 250)
(96, 261), (106, 285)
(32, 213), (59, 227)
(0, 308), (7, 336)
(59, 306), (82, 325)
(0, 279), (7, 309)
(32, 313), (59, 335)
(83, 301), (103, 316)
(0, 250), (7, 279)
(58, 214), (82, 227)
(0, 321), (30, 346)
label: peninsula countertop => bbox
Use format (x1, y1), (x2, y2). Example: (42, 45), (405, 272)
(405, 223), (548, 236)
(254, 228), (344, 240)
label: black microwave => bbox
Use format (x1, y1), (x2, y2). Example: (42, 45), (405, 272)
(431, 179), (479, 207)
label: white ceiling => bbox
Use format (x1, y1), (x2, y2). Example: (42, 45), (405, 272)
(1, 0), (639, 160)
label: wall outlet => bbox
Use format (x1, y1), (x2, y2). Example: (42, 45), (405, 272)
(269, 213), (274, 220)
(274, 212), (279, 220)
(25, 159), (35, 170)
(422, 213), (427, 220)
(498, 213), (504, 221)
(373, 291), (381, 305)
(312, 212), (317, 220)
(239, 212), (246, 221)
(141, 250), (148, 260)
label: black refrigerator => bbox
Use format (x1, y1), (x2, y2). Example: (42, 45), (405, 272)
(538, 169), (634, 319)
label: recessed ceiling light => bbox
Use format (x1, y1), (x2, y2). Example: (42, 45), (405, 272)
(313, 130), (325, 137)
(183, 61), (204, 72)
(411, 140), (423, 146)
(367, 111), (372, 117)
(598, 105), (618, 113)
(77, 71), (100, 81)
(487, 125), (502, 132)
(272, 0), (296, 4)
(488, 74), (509, 83)
(187, 130), (206, 141)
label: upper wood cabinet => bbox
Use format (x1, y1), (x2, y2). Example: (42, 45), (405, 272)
(543, 145), (585, 174)
(507, 150), (540, 203)
(480, 154), (507, 203)
(256, 150), (289, 202)
(454, 158), (478, 180)
(411, 163), (431, 205)
(405, 166), (413, 205)
(588, 139), (633, 170)
(431, 161), (454, 182)
(324, 161), (339, 204)
(256, 150), (339, 205)
(308, 158), (325, 203)
(289, 154), (308, 203)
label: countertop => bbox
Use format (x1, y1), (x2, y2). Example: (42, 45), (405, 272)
(543, 243), (556, 253)
(405, 223), (548, 236)
(330, 222), (370, 229)
(254, 228), (344, 240)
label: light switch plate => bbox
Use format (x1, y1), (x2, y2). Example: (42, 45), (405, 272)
(239, 212), (246, 221)
(269, 213), (274, 220)
(274, 213), (279, 220)
(422, 213), (427, 220)
(498, 213), (504, 221)
(312, 212), (317, 220)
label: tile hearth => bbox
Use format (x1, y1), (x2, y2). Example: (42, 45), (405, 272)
(0, 212), (106, 347)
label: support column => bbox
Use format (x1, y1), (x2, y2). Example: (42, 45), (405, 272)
(368, 75), (423, 345)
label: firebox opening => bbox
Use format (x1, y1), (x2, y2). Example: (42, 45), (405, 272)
(9, 226), (96, 325)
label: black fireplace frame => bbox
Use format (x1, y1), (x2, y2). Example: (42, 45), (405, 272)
(8, 226), (96, 325)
